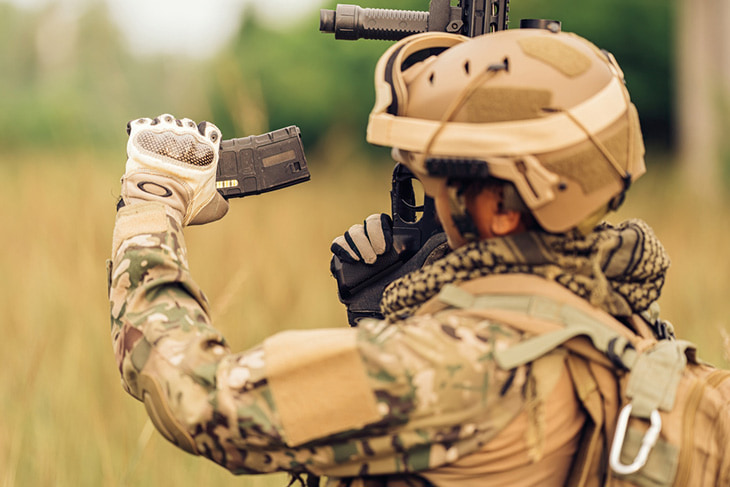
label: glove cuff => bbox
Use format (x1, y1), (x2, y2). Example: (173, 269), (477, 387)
(188, 191), (229, 225)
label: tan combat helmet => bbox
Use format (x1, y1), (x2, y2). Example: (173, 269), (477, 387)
(367, 29), (646, 234)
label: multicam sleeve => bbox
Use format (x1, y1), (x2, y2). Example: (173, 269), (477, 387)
(108, 202), (529, 477)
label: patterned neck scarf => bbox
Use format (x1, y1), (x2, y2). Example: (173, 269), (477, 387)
(380, 219), (670, 322)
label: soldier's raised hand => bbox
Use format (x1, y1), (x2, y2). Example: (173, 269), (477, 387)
(120, 114), (229, 225)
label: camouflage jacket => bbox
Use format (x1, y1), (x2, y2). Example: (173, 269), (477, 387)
(109, 202), (668, 483)
(108, 201), (546, 480)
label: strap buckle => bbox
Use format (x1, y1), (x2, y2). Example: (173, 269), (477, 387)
(609, 404), (662, 476)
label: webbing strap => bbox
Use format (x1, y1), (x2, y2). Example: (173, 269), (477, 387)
(437, 283), (693, 416)
(438, 284), (637, 371)
(436, 278), (695, 481)
(625, 340), (692, 417)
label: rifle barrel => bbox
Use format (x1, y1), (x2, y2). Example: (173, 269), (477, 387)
(320, 5), (429, 41)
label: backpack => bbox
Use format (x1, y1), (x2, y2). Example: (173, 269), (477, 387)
(418, 274), (730, 487)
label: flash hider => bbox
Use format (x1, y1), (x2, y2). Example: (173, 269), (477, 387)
(320, 1), (510, 41)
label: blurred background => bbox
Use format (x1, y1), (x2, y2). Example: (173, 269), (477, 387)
(0, 0), (727, 485)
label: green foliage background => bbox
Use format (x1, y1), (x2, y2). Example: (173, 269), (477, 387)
(0, 0), (674, 156)
(213, 0), (676, 154)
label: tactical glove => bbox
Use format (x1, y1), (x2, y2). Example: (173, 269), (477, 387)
(120, 114), (229, 226)
(331, 213), (393, 265)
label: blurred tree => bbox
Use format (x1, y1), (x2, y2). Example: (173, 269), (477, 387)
(676, 0), (730, 194)
(0, 3), (218, 154)
(208, 4), (394, 156)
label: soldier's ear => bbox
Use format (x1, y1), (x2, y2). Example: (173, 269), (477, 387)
(466, 184), (525, 239)
(491, 209), (522, 236)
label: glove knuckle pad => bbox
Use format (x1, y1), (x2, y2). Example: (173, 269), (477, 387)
(135, 131), (215, 168)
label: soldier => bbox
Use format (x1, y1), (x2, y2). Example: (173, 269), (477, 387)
(109, 29), (670, 486)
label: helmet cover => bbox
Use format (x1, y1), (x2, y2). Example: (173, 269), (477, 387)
(367, 29), (645, 233)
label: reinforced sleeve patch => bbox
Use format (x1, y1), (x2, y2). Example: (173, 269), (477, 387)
(112, 201), (169, 256)
(264, 328), (381, 446)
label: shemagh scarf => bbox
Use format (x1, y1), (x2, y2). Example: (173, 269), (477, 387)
(381, 219), (670, 322)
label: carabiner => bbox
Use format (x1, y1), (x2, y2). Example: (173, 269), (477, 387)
(609, 404), (662, 476)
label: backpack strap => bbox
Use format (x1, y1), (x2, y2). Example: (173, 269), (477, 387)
(426, 274), (697, 480)
(437, 283), (639, 370)
(430, 276), (693, 408)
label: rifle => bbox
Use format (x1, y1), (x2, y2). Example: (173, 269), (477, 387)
(319, 0), (509, 41)
(322, 0), (518, 326)
(216, 2), (558, 326)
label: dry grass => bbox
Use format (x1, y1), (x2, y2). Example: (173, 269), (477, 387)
(0, 148), (727, 486)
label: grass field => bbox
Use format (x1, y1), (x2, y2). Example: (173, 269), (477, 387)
(0, 148), (727, 486)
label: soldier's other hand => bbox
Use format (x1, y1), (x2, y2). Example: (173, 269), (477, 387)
(331, 213), (393, 265)
(120, 114), (229, 226)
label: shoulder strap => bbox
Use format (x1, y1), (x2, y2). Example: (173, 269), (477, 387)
(427, 275), (695, 412)
(421, 275), (643, 368)
(426, 274), (698, 479)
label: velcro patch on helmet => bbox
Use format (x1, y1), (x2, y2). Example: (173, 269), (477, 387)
(542, 119), (629, 194)
(517, 37), (591, 78)
(464, 87), (552, 123)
